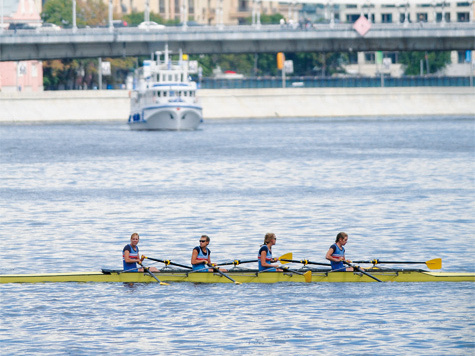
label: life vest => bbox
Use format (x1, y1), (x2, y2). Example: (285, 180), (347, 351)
(258, 245), (275, 272)
(123, 244), (139, 271)
(192, 246), (210, 272)
(330, 243), (345, 271)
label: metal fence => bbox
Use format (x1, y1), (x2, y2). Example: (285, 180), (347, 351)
(198, 76), (473, 89)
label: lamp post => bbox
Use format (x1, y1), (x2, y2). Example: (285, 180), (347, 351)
(108, 0), (113, 32)
(73, 0), (77, 32)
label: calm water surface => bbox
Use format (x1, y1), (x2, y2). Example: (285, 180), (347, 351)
(1, 116), (474, 355)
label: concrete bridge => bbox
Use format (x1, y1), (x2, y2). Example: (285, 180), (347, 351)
(1, 23), (474, 61)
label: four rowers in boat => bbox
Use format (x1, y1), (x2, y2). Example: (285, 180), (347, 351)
(124, 231), (355, 272)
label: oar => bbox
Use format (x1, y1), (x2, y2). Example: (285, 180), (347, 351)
(280, 258), (331, 267)
(142, 255), (192, 270)
(206, 263), (242, 285)
(343, 261), (382, 283)
(217, 252), (293, 267)
(138, 262), (169, 285)
(352, 258), (442, 270)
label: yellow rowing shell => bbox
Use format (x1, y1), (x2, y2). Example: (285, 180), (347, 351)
(1, 270), (474, 284)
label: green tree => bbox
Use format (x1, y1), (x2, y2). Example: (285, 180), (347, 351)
(242, 13), (284, 25)
(41, 0), (73, 26)
(78, 0), (108, 26)
(399, 51), (451, 75)
(42, 0), (107, 27)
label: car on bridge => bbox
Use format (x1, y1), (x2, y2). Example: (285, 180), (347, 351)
(40, 23), (61, 31)
(8, 23), (37, 31)
(138, 21), (165, 30)
(112, 20), (128, 28)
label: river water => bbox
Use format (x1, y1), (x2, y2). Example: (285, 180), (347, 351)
(1, 116), (474, 355)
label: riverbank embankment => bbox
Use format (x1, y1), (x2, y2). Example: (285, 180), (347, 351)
(0, 87), (473, 123)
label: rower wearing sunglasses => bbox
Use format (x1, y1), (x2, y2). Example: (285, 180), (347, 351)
(191, 235), (227, 272)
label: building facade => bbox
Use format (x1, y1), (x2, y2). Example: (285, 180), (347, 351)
(0, 0), (43, 92)
(114, 0), (286, 25)
(302, 1), (474, 77)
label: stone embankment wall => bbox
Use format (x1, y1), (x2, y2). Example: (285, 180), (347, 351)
(0, 87), (473, 123)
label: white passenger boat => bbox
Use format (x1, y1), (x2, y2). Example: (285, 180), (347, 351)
(128, 47), (202, 130)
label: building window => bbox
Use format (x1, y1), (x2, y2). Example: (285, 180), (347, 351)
(365, 52), (375, 64)
(417, 13), (427, 22)
(457, 51), (466, 63)
(239, 1), (248, 12)
(457, 12), (469, 22)
(386, 52), (398, 64)
(346, 14), (360, 23)
(436, 13), (451, 22)
(381, 13), (392, 23)
(348, 52), (358, 64)
(399, 13), (411, 23)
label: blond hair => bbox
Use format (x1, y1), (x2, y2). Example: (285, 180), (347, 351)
(264, 232), (276, 244)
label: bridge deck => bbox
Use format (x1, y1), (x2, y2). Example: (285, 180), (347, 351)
(1, 23), (474, 61)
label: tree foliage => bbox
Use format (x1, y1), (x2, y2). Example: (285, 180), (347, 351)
(242, 13), (284, 25)
(41, 0), (73, 26)
(78, 0), (108, 26)
(399, 51), (451, 75)
(42, 0), (107, 27)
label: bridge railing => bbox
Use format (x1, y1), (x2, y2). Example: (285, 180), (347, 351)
(1, 22), (474, 38)
(44, 76), (472, 90)
(198, 76), (473, 89)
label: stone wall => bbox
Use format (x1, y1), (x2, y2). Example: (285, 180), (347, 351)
(0, 87), (473, 123)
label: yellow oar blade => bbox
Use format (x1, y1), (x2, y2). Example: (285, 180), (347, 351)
(278, 252), (293, 264)
(160, 282), (170, 286)
(426, 258), (442, 270)
(303, 270), (312, 283)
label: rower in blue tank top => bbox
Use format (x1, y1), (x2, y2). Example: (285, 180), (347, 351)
(122, 233), (159, 272)
(325, 232), (354, 272)
(258, 233), (283, 272)
(191, 235), (228, 273)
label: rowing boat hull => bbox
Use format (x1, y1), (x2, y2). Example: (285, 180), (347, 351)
(1, 270), (474, 284)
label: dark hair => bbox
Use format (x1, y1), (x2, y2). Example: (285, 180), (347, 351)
(201, 235), (210, 242)
(335, 232), (348, 243)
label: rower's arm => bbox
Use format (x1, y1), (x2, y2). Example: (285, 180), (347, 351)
(325, 247), (341, 262)
(191, 249), (205, 265)
(123, 250), (141, 263)
(260, 250), (276, 268)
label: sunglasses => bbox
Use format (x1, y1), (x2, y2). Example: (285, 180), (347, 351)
(199, 240), (207, 243)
